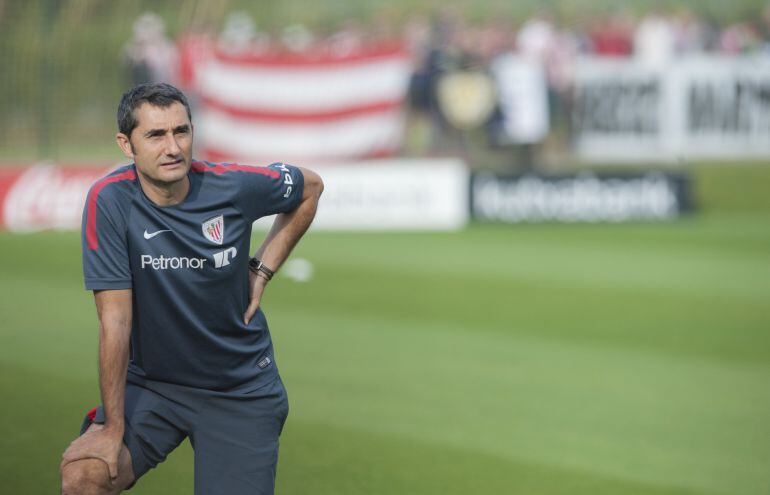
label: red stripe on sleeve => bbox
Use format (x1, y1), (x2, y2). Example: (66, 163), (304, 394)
(85, 169), (136, 250)
(190, 160), (281, 179)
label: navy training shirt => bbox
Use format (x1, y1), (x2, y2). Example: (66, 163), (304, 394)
(81, 160), (304, 392)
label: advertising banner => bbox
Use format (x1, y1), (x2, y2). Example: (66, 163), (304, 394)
(572, 59), (664, 160)
(256, 159), (470, 231)
(0, 165), (107, 232)
(471, 172), (691, 223)
(573, 55), (770, 161)
(683, 57), (770, 156)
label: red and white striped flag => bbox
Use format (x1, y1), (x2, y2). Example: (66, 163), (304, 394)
(192, 42), (412, 164)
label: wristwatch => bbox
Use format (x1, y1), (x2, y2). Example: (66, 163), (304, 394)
(248, 257), (275, 281)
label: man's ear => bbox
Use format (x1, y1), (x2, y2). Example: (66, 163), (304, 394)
(116, 133), (134, 159)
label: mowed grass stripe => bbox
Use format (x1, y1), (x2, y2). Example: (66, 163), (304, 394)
(287, 223), (770, 302)
(277, 419), (706, 495)
(0, 275), (96, 374)
(265, 251), (770, 365)
(271, 310), (770, 495)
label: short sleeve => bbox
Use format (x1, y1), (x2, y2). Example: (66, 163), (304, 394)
(238, 162), (305, 221)
(82, 190), (132, 290)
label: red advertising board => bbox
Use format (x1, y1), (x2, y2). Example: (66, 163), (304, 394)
(0, 164), (111, 232)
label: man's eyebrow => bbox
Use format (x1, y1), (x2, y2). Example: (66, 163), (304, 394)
(143, 128), (166, 137)
(174, 124), (191, 132)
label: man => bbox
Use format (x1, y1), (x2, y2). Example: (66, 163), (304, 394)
(60, 82), (323, 494)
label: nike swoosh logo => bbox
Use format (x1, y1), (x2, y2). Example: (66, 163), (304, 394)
(144, 229), (172, 240)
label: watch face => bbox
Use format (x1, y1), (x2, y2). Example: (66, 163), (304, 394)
(249, 258), (264, 271)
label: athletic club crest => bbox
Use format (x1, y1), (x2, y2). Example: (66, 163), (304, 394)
(202, 215), (224, 245)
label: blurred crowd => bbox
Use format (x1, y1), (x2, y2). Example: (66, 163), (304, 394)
(124, 6), (770, 83)
(122, 7), (770, 160)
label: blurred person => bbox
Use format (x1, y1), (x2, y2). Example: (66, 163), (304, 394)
(281, 24), (314, 52)
(634, 9), (676, 66)
(489, 50), (549, 167)
(760, 4), (770, 52)
(404, 15), (435, 153)
(698, 15), (723, 52)
(405, 10), (462, 154)
(589, 11), (634, 57)
(672, 7), (708, 54)
(327, 19), (365, 56)
(514, 11), (579, 155)
(218, 11), (269, 54)
(123, 12), (178, 86)
(177, 23), (214, 91)
(476, 20), (515, 62)
(59, 83), (323, 495)
(369, 10), (400, 43)
(517, 9), (557, 61)
(719, 21), (762, 54)
(545, 25), (580, 148)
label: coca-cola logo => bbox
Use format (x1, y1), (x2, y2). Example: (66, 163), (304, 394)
(3, 164), (110, 232)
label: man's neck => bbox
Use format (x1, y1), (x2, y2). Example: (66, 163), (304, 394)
(136, 171), (190, 207)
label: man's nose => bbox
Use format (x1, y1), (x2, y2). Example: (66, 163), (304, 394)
(164, 133), (181, 155)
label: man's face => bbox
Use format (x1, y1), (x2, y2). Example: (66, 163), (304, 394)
(117, 101), (193, 185)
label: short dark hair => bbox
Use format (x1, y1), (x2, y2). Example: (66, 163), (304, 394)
(117, 82), (192, 137)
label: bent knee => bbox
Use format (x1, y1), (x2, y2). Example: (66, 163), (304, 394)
(61, 459), (111, 495)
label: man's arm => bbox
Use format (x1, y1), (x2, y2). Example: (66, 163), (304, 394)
(244, 167), (323, 324)
(62, 289), (132, 482)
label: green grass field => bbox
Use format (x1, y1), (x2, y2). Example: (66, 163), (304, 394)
(0, 164), (769, 494)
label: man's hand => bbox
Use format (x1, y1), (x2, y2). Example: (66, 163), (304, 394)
(243, 270), (270, 325)
(246, 166), (322, 326)
(61, 423), (123, 482)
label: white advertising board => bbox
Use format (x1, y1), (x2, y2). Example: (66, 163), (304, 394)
(573, 55), (770, 161)
(254, 159), (470, 231)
